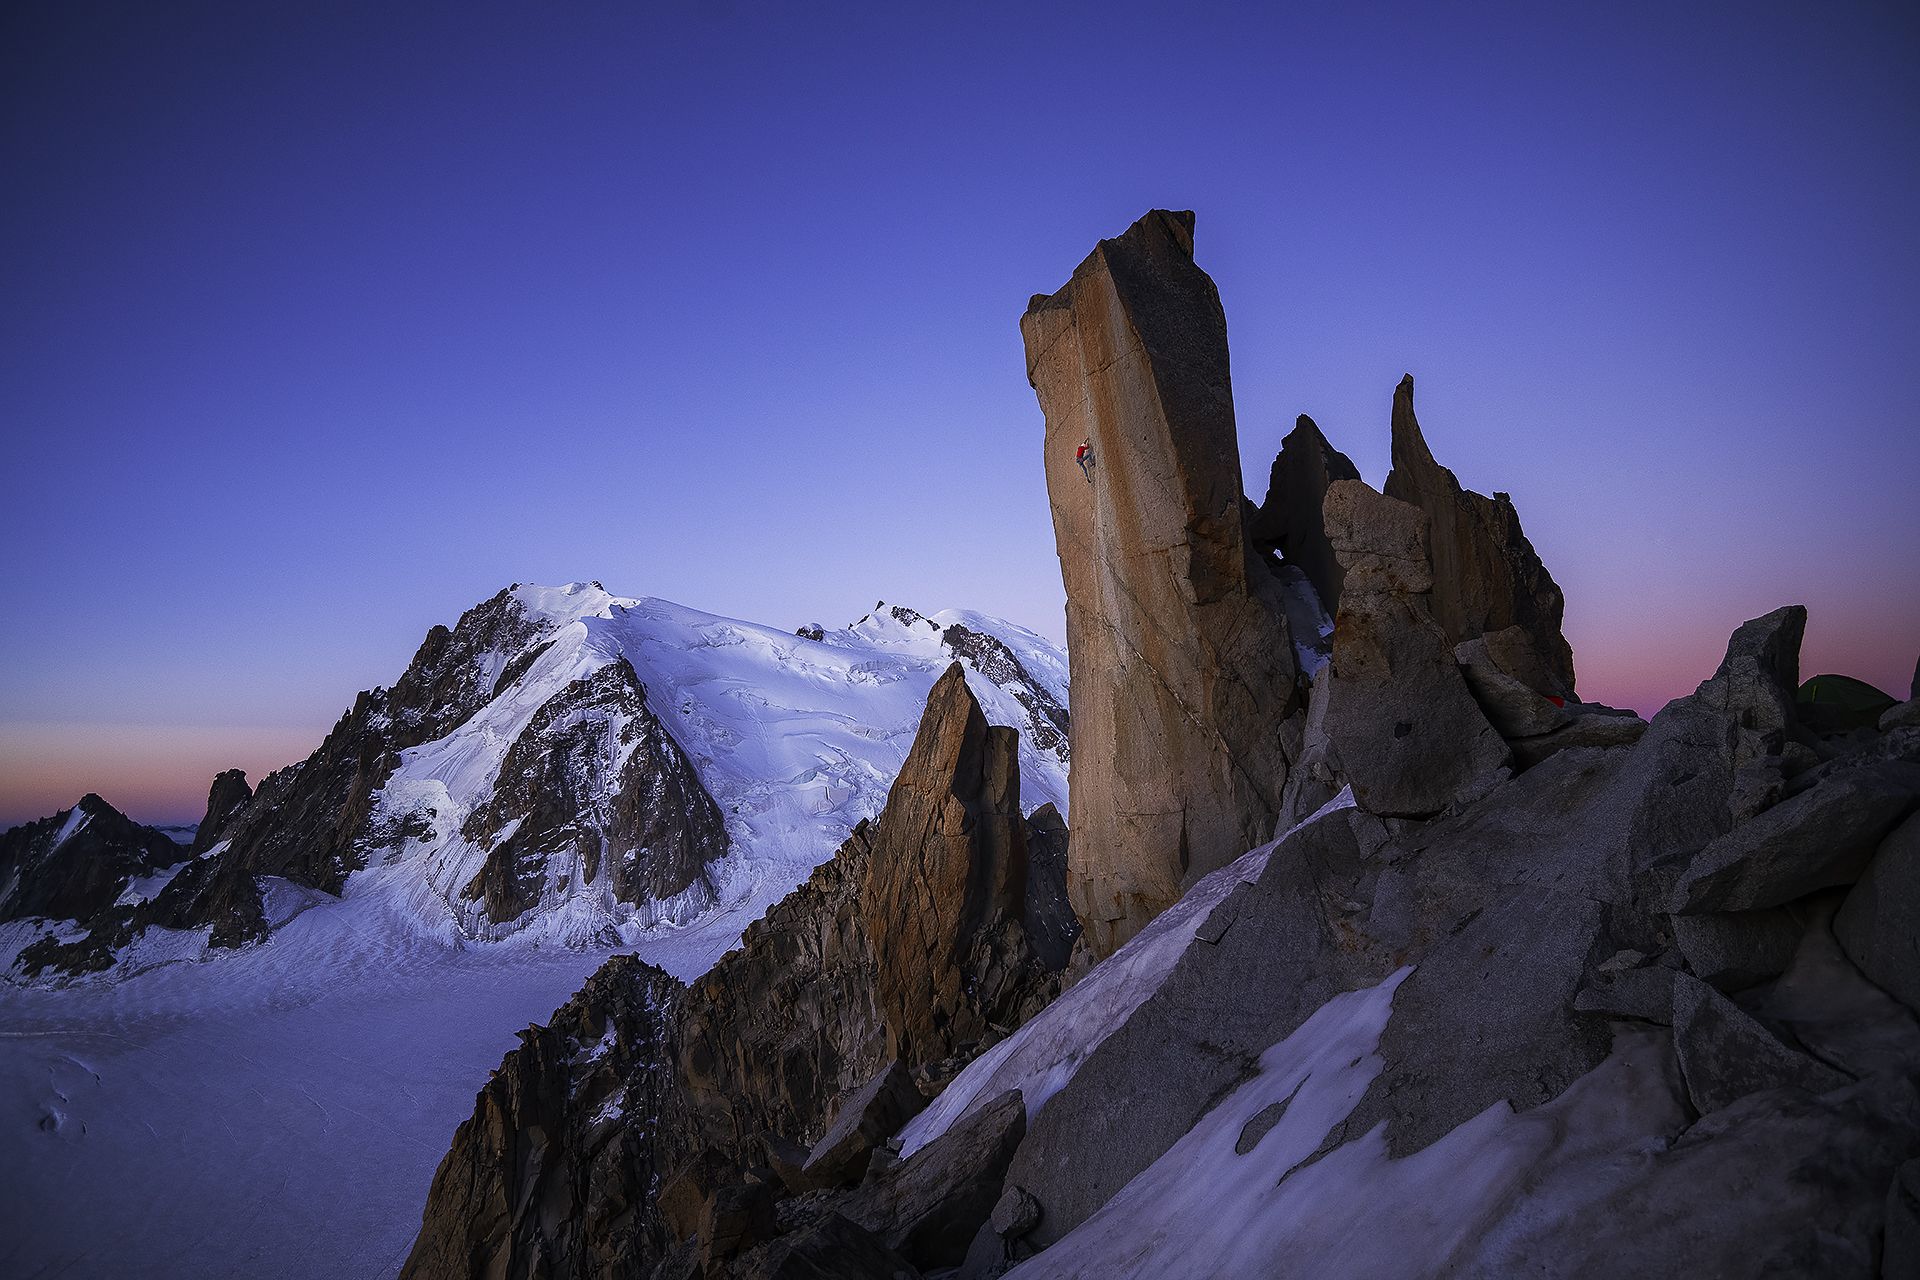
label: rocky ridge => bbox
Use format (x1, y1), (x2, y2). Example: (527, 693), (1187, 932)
(1, 795), (191, 975)
(403, 664), (1078, 1280)
(3, 585), (1073, 981)
(410, 209), (1920, 1278)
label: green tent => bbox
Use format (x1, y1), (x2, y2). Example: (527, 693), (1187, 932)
(1796, 673), (1896, 733)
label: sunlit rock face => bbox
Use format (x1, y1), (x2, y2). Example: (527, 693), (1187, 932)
(1024, 209), (1300, 958)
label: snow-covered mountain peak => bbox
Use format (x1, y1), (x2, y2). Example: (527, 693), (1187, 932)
(6, 582), (1072, 982)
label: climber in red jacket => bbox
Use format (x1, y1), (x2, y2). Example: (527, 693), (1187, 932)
(1075, 438), (1095, 483)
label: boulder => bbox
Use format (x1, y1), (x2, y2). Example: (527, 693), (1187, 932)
(1694, 605), (1805, 740)
(1250, 414), (1361, 613)
(1574, 955), (1677, 1024)
(1588, 606), (1811, 911)
(1834, 812), (1920, 1015)
(1318, 478), (1510, 816)
(1670, 973), (1851, 1115)
(801, 1061), (927, 1188)
(1025, 209), (1300, 956)
(987, 1183), (1040, 1238)
(954, 1183), (1042, 1280)
(843, 1089), (1027, 1270)
(1883, 698), (1920, 733)
(1507, 708), (1646, 769)
(1669, 759), (1920, 914)
(1455, 631), (1573, 738)
(1382, 374), (1576, 697)
(1669, 908), (1806, 991)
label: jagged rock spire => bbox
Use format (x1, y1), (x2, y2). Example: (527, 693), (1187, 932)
(188, 769), (251, 856)
(1384, 374), (1577, 697)
(863, 662), (1033, 1066)
(1024, 209), (1300, 958)
(1250, 413), (1362, 613)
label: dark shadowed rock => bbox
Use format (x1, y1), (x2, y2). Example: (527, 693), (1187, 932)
(1020, 805), (1078, 973)
(1, 794), (182, 927)
(459, 658), (726, 925)
(1454, 629), (1573, 738)
(1575, 954), (1678, 1023)
(1507, 707), (1647, 769)
(843, 1089), (1027, 1270)
(5, 795), (191, 977)
(1671, 972), (1850, 1115)
(1888, 1158), (1920, 1280)
(1591, 606), (1813, 910)
(987, 1183), (1040, 1238)
(1025, 209), (1300, 956)
(801, 1061), (926, 1188)
(1835, 812), (1920, 1015)
(726, 1212), (920, 1280)
(1669, 759), (1920, 914)
(188, 769), (252, 855)
(1317, 478), (1509, 816)
(1884, 698), (1920, 733)
(1695, 604), (1806, 740)
(401, 956), (685, 1280)
(1670, 907), (1807, 991)
(699, 1181), (778, 1268)
(675, 823), (888, 1167)
(1383, 374), (1576, 697)
(1250, 414), (1361, 613)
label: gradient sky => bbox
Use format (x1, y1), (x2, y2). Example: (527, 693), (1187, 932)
(4, 1), (1916, 827)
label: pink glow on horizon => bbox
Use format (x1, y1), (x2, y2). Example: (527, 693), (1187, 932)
(0, 722), (315, 830)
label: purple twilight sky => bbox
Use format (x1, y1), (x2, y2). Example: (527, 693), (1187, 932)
(3, 1), (1916, 826)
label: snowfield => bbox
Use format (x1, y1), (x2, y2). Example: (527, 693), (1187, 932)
(0, 893), (623, 1279)
(369, 584), (1069, 955)
(0, 585), (1070, 1280)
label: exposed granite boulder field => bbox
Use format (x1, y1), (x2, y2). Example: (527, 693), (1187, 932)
(892, 606), (1920, 1277)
